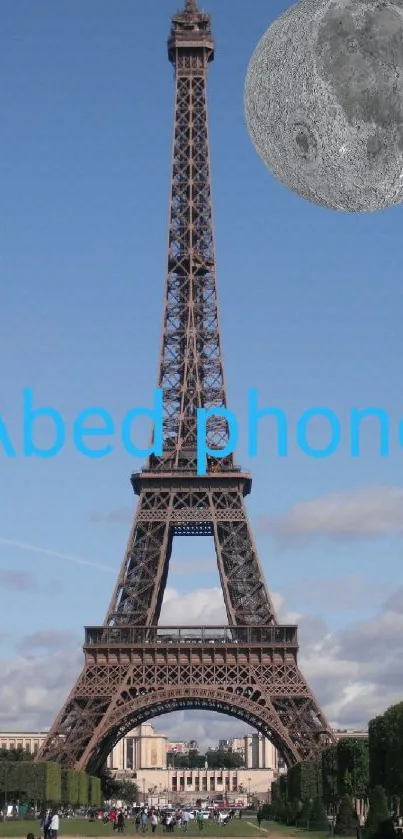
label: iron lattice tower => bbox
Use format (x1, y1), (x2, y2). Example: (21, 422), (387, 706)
(36, 0), (335, 773)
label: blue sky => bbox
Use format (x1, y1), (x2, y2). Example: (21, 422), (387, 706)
(1, 0), (403, 746)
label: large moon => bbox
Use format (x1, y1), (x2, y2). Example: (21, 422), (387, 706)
(244, 0), (403, 212)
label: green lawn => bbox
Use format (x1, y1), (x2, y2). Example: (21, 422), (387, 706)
(261, 823), (327, 839)
(0, 819), (267, 838)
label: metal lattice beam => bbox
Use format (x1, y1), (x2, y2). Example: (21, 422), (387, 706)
(36, 627), (333, 772)
(35, 0), (336, 772)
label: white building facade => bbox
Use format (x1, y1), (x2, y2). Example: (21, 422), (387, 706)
(218, 733), (285, 771)
(107, 724), (167, 771)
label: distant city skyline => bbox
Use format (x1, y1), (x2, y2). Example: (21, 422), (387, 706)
(0, 723), (367, 758)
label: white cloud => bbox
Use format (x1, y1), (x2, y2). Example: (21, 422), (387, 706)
(0, 639), (82, 731)
(159, 587), (297, 626)
(160, 586), (226, 625)
(260, 484), (403, 542)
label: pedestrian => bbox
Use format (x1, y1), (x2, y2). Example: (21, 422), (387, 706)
(140, 810), (148, 833)
(43, 809), (52, 839)
(150, 813), (158, 834)
(50, 811), (59, 839)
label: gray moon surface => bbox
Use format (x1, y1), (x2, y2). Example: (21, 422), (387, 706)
(244, 0), (403, 212)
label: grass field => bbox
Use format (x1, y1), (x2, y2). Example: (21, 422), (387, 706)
(260, 824), (326, 839)
(0, 818), (332, 839)
(0, 819), (271, 838)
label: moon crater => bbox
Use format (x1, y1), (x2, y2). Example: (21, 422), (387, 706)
(244, 0), (403, 211)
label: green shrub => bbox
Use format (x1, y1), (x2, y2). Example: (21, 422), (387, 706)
(334, 793), (357, 836)
(90, 776), (102, 807)
(297, 798), (312, 827)
(365, 786), (390, 837)
(310, 795), (329, 830)
(61, 769), (79, 806)
(78, 772), (89, 807)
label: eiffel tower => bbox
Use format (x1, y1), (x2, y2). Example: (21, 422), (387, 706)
(36, 0), (335, 774)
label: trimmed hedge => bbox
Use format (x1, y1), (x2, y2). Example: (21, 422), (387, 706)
(90, 776), (102, 807)
(61, 769), (79, 806)
(78, 772), (89, 807)
(0, 762), (99, 807)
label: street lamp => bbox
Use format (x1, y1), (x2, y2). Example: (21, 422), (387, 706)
(247, 777), (251, 807)
(142, 778), (146, 807)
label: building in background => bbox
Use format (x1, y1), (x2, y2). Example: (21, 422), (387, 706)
(333, 729), (368, 740)
(0, 725), (167, 771)
(219, 733), (284, 771)
(139, 765), (274, 805)
(166, 741), (190, 755)
(107, 724), (167, 771)
(0, 732), (46, 755)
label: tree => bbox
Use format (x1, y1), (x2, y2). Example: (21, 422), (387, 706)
(270, 780), (287, 823)
(322, 745), (338, 814)
(298, 798), (312, 827)
(0, 749), (33, 763)
(100, 771), (138, 804)
(287, 763), (300, 801)
(205, 750), (245, 769)
(337, 738), (369, 801)
(369, 715), (388, 790)
(0, 761), (61, 806)
(383, 702), (403, 800)
(168, 749), (244, 769)
(285, 799), (299, 825)
(372, 819), (396, 839)
(61, 770), (79, 807)
(89, 777), (102, 808)
(278, 774), (288, 798)
(188, 749), (204, 768)
(368, 701), (403, 810)
(167, 750), (203, 769)
(334, 794), (357, 836)
(117, 780), (139, 805)
(273, 795), (287, 823)
(78, 773), (89, 807)
(260, 802), (272, 820)
(310, 796), (328, 831)
(365, 786), (390, 837)
(100, 770), (121, 800)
